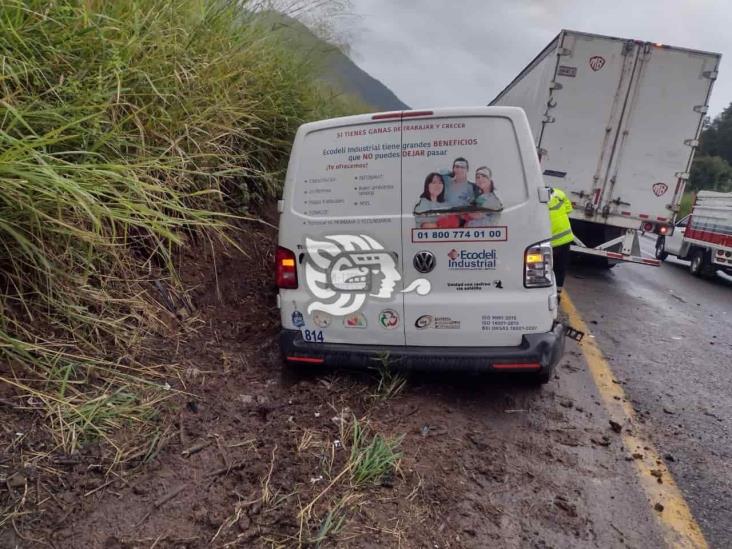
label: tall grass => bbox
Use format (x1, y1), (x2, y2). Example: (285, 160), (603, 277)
(0, 0), (365, 455)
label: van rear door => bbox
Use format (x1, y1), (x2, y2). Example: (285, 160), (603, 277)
(400, 108), (555, 347)
(278, 115), (406, 346)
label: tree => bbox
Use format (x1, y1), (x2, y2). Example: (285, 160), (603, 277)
(690, 103), (732, 192)
(688, 155), (732, 192)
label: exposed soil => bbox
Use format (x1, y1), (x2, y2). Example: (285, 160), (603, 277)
(1, 211), (664, 548)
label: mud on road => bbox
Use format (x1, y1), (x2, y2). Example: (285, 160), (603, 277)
(0, 227), (723, 548)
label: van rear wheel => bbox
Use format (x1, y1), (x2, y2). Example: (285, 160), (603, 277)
(526, 368), (552, 386)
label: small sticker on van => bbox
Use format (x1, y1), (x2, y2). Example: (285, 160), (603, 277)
(378, 309), (400, 330)
(343, 312), (367, 328)
(292, 310), (305, 328)
(415, 315), (433, 329)
(311, 311), (332, 328)
(415, 315), (460, 330)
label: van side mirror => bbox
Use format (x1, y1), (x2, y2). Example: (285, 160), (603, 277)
(538, 187), (550, 203)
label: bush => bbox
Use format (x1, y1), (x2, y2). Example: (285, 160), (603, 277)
(688, 154), (732, 193)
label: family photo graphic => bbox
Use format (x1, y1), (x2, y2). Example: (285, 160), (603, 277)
(413, 157), (504, 228)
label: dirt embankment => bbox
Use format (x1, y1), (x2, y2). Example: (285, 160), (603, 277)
(2, 216), (644, 548)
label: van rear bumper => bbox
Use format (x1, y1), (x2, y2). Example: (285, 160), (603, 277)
(279, 323), (565, 374)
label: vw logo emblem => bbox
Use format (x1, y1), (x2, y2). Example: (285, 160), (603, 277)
(413, 251), (436, 273)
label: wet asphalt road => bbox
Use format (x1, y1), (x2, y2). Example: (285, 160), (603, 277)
(566, 235), (732, 547)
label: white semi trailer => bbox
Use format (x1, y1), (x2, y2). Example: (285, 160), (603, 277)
(491, 30), (721, 266)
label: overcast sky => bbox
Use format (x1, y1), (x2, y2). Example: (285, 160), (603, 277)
(338, 0), (730, 117)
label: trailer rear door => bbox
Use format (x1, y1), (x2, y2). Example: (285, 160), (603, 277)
(602, 45), (719, 224)
(539, 32), (638, 218)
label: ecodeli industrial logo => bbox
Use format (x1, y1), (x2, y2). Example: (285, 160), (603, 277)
(446, 248), (497, 270)
(304, 234), (430, 316)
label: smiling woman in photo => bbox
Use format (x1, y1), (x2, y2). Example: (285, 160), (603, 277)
(464, 166), (503, 227)
(474, 166), (503, 210)
(414, 172), (457, 227)
(414, 172), (448, 213)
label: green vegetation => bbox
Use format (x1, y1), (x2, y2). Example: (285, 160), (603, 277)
(0, 0), (365, 455)
(371, 353), (407, 401)
(689, 155), (732, 193)
(690, 105), (732, 193)
(348, 416), (402, 487)
(296, 415), (403, 545)
(309, 495), (350, 546)
(677, 192), (695, 219)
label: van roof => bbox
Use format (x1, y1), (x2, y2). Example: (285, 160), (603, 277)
(296, 106), (530, 135)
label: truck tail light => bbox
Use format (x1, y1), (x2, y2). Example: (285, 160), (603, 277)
(275, 246), (298, 289)
(524, 241), (553, 288)
(644, 221), (673, 236)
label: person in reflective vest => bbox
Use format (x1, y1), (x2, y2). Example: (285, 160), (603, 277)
(548, 187), (574, 300)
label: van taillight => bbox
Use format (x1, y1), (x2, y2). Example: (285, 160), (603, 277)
(524, 241), (553, 288)
(275, 246), (298, 289)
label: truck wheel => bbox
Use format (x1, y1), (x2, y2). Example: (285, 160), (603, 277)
(655, 237), (668, 261)
(689, 249), (706, 277)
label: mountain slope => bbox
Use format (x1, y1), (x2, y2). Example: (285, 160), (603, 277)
(262, 12), (409, 112)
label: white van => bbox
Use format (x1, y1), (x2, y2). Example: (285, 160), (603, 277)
(275, 107), (565, 383)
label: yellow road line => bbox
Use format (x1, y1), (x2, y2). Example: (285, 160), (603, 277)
(562, 292), (708, 549)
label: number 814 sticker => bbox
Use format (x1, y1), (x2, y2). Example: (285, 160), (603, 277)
(302, 329), (325, 343)
(411, 226), (507, 243)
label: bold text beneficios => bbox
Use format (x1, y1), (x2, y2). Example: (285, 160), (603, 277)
(322, 139), (479, 168)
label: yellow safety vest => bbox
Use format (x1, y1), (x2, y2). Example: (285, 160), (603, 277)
(548, 188), (574, 247)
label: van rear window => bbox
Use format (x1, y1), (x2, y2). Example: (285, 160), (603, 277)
(292, 120), (402, 219)
(403, 116), (527, 229)
(290, 116), (527, 229)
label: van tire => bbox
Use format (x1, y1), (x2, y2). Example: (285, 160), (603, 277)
(528, 368), (553, 386)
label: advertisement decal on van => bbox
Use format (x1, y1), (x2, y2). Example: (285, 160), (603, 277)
(303, 233), (430, 316)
